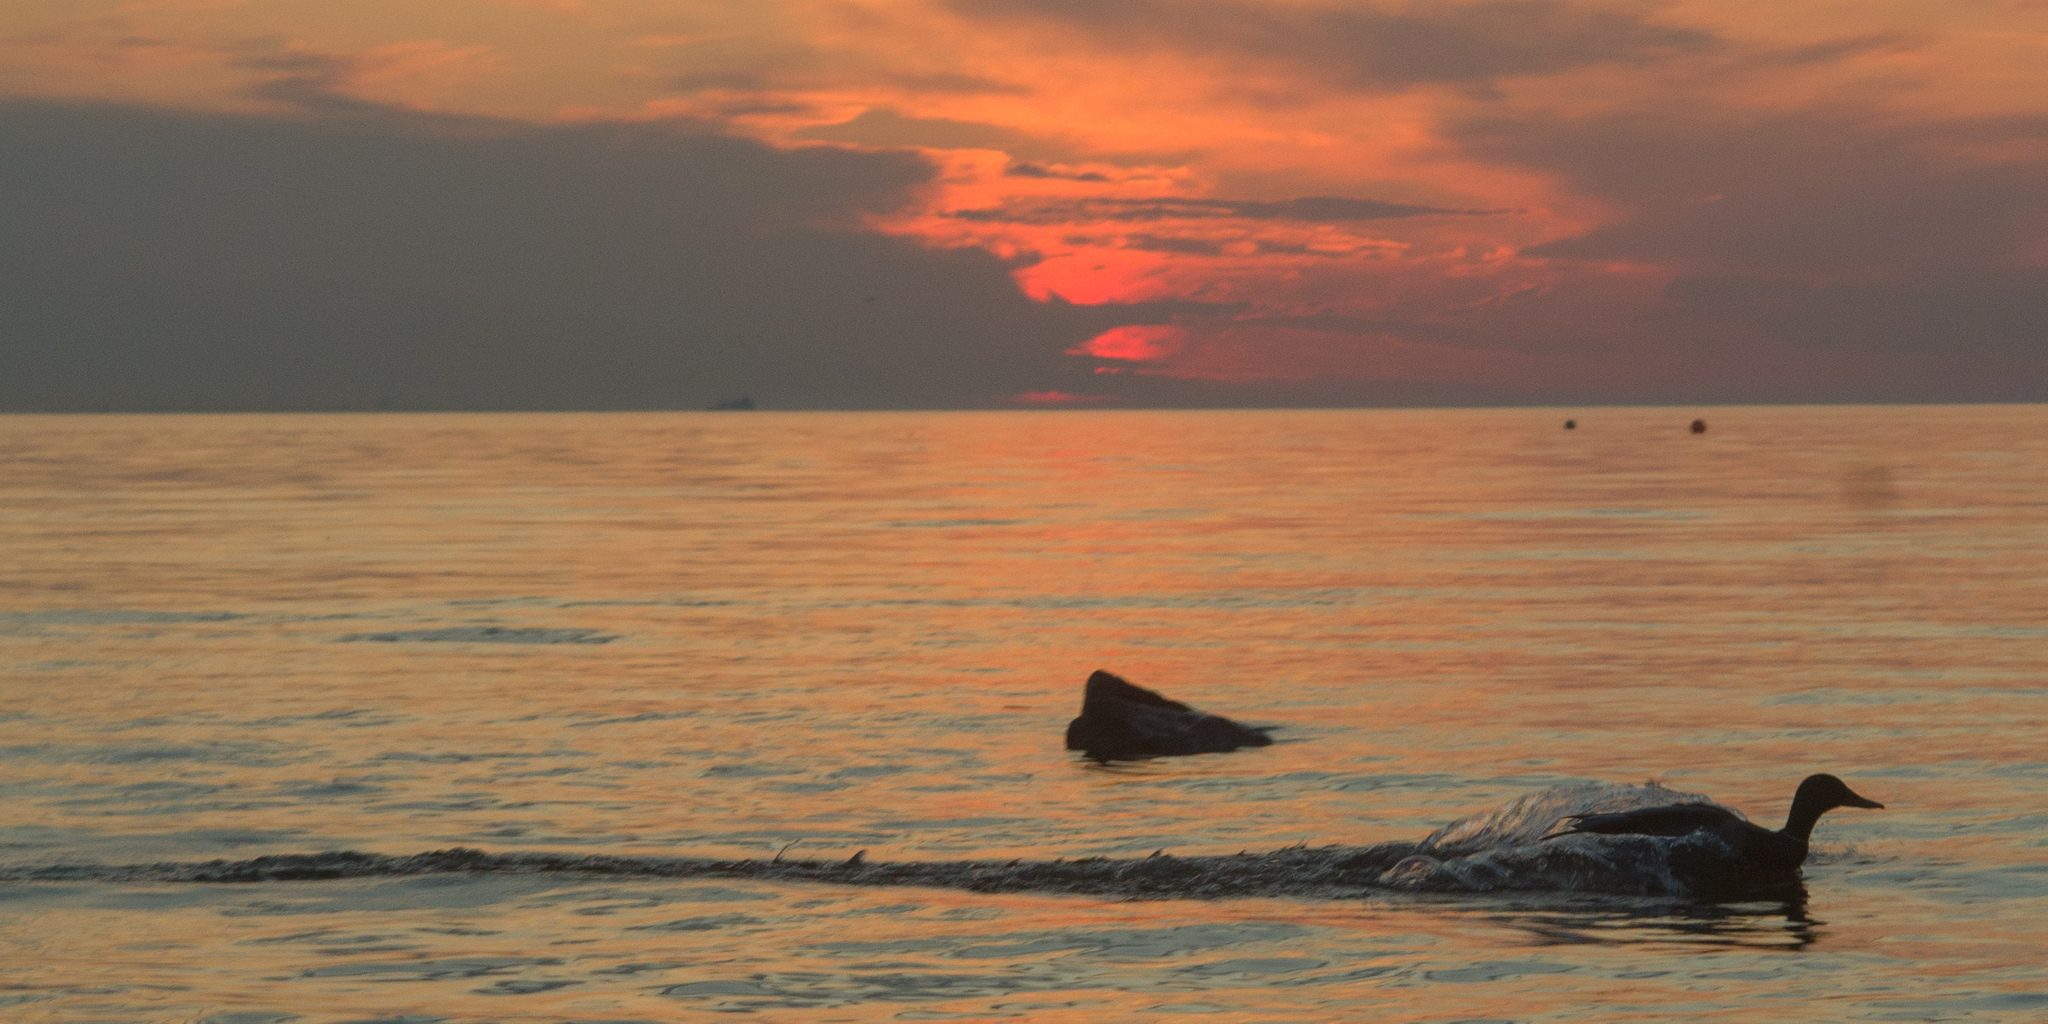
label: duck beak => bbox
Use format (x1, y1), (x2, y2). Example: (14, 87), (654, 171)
(1844, 788), (1884, 809)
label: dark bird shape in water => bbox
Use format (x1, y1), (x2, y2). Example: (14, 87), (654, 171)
(1064, 670), (1272, 761)
(1545, 774), (1883, 884)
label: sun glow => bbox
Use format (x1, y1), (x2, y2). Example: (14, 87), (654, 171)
(6, 0), (2044, 401)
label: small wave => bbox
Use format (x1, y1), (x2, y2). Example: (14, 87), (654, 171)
(336, 627), (617, 644)
(0, 783), (1780, 900)
(0, 610), (245, 624)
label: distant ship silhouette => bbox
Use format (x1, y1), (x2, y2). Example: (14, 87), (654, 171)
(709, 396), (755, 411)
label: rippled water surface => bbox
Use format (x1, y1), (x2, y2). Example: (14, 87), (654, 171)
(2, 406), (2045, 1023)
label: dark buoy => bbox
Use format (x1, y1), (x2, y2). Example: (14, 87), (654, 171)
(1563, 419), (1576, 430)
(1690, 418), (1707, 434)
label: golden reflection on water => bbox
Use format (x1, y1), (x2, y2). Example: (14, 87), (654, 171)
(1, 405), (2046, 1022)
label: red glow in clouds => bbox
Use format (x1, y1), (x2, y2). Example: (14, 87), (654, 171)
(1070, 325), (1186, 362)
(1012, 391), (1114, 405)
(2, 0), (2037, 405)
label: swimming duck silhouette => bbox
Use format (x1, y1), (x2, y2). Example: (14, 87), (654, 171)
(1545, 774), (1882, 888)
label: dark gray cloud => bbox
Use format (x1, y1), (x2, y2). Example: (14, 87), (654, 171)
(232, 49), (404, 116)
(1668, 274), (2048, 358)
(886, 71), (1034, 96)
(1007, 162), (1110, 182)
(947, 0), (1716, 89)
(1449, 103), (2048, 372)
(1104, 234), (1336, 256)
(956, 195), (1492, 224)
(1178, 196), (1498, 220)
(1459, 107), (2048, 278)
(793, 109), (1202, 166)
(1213, 276), (1665, 358)
(1756, 33), (1924, 69)
(1113, 233), (1234, 255)
(792, 107), (1077, 161)
(0, 99), (1210, 411)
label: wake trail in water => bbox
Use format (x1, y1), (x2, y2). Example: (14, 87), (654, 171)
(0, 845), (1423, 899)
(0, 782), (1753, 899)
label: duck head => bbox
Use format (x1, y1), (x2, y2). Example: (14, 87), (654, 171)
(1782, 773), (1884, 841)
(1798, 773), (1885, 810)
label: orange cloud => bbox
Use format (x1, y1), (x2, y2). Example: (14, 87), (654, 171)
(3, 0), (2045, 401)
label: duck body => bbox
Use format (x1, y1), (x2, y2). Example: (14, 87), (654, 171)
(1553, 802), (1811, 873)
(1545, 774), (1882, 895)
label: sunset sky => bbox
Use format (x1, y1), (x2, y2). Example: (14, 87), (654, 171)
(4, 0), (2046, 409)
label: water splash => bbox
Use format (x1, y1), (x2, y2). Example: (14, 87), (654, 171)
(1379, 780), (1739, 896)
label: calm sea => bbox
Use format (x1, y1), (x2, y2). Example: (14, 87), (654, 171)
(1, 406), (2044, 1023)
